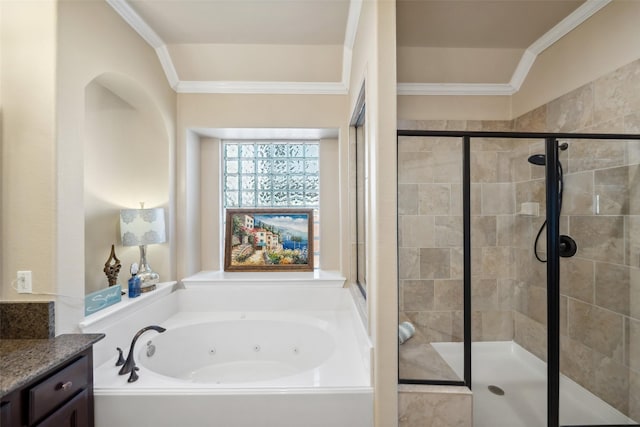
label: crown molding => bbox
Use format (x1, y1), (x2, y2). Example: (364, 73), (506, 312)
(340, 0), (362, 91)
(397, 83), (516, 96)
(528, 0), (611, 55)
(399, 0), (612, 96)
(155, 46), (180, 90)
(106, 0), (163, 48)
(109, 0), (610, 96)
(176, 81), (348, 95)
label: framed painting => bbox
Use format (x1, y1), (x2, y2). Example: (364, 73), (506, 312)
(224, 208), (314, 272)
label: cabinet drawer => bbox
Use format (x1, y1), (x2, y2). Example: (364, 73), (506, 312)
(28, 355), (89, 425)
(34, 388), (88, 427)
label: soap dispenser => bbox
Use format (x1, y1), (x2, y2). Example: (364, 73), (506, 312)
(128, 263), (141, 298)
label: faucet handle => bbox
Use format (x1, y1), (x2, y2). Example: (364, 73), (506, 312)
(127, 366), (139, 383)
(115, 347), (125, 366)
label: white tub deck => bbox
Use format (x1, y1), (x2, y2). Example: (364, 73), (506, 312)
(81, 273), (373, 427)
(433, 341), (636, 427)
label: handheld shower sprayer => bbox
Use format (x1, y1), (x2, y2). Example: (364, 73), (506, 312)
(528, 141), (576, 262)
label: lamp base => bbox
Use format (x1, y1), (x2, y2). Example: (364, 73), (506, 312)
(138, 244), (160, 288)
(137, 270), (160, 288)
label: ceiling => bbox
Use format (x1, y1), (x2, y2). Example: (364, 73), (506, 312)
(110, 0), (601, 94)
(128, 0), (350, 45)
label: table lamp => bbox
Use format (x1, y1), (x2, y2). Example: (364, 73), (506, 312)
(120, 203), (166, 289)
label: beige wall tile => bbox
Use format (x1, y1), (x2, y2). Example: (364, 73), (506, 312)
(496, 215), (515, 247)
(595, 165), (635, 215)
(546, 83), (594, 132)
(516, 179), (546, 217)
(434, 280), (463, 311)
(399, 342), (460, 381)
(399, 184), (419, 215)
(481, 183), (515, 215)
(479, 246), (513, 278)
(595, 262), (630, 316)
(514, 105), (547, 132)
(594, 58), (640, 125)
(402, 280), (435, 312)
(419, 184), (450, 215)
(472, 278), (498, 311)
(398, 151), (434, 183)
(560, 257), (594, 303)
(399, 215), (435, 248)
(560, 337), (597, 391)
(498, 278), (514, 311)
(471, 151), (498, 182)
(435, 216), (463, 248)
(515, 283), (547, 326)
(450, 248), (464, 280)
(406, 311), (455, 343)
(570, 216), (624, 263)
(452, 183), (481, 215)
(398, 389), (472, 427)
(627, 317), (640, 372)
(567, 139), (627, 173)
(433, 151), (462, 183)
(420, 248), (451, 279)
(593, 354), (629, 414)
(398, 136), (439, 152)
(472, 216), (497, 247)
(568, 299), (624, 362)
(563, 171), (594, 215)
(514, 311), (547, 361)
(630, 369), (640, 422)
(473, 310), (513, 341)
(399, 247), (420, 280)
(626, 216), (640, 268)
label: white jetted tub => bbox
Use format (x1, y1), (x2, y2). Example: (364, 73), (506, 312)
(80, 272), (373, 427)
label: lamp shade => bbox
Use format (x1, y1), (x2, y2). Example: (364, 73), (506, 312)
(120, 207), (166, 246)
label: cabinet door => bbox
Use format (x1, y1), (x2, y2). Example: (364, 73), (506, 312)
(1, 401), (13, 427)
(35, 389), (88, 427)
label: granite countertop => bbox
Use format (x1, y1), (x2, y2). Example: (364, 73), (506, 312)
(0, 333), (105, 397)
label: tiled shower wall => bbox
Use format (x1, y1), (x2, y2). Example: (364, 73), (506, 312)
(512, 58), (640, 418)
(398, 57), (640, 418)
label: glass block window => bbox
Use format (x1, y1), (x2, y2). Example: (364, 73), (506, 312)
(223, 141), (320, 208)
(223, 140), (321, 268)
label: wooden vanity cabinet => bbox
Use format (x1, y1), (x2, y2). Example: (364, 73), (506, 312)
(0, 348), (95, 427)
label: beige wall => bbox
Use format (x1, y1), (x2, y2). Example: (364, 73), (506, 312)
(55, 0), (175, 333)
(348, 1), (398, 426)
(169, 44), (343, 82)
(83, 77), (171, 294)
(1, 0), (176, 334)
(1, 0), (58, 303)
(513, 0), (640, 117)
(398, 1), (640, 123)
(175, 93), (349, 278)
(398, 95), (512, 122)
(398, 46), (522, 84)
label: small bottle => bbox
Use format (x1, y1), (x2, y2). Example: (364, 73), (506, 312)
(128, 263), (141, 298)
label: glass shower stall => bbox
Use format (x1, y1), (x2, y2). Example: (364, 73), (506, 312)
(397, 129), (640, 427)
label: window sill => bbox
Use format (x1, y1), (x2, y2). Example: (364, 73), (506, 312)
(181, 270), (346, 287)
(79, 281), (177, 331)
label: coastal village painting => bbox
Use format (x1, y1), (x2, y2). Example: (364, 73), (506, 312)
(224, 209), (314, 271)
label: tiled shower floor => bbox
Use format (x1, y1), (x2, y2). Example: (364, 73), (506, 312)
(431, 341), (636, 427)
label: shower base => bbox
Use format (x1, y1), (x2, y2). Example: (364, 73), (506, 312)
(432, 341), (636, 427)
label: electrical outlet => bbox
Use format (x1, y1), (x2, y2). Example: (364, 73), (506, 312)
(17, 271), (32, 294)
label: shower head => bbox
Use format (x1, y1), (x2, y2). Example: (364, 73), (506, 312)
(528, 154), (546, 166)
(527, 142), (569, 166)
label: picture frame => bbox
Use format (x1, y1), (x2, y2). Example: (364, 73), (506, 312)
(224, 208), (314, 272)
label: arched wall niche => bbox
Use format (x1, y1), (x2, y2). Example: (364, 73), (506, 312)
(83, 72), (170, 294)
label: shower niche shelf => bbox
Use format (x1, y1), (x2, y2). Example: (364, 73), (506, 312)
(517, 202), (540, 217)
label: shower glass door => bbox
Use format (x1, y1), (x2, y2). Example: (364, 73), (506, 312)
(557, 137), (640, 426)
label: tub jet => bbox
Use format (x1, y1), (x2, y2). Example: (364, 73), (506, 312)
(488, 385), (505, 396)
